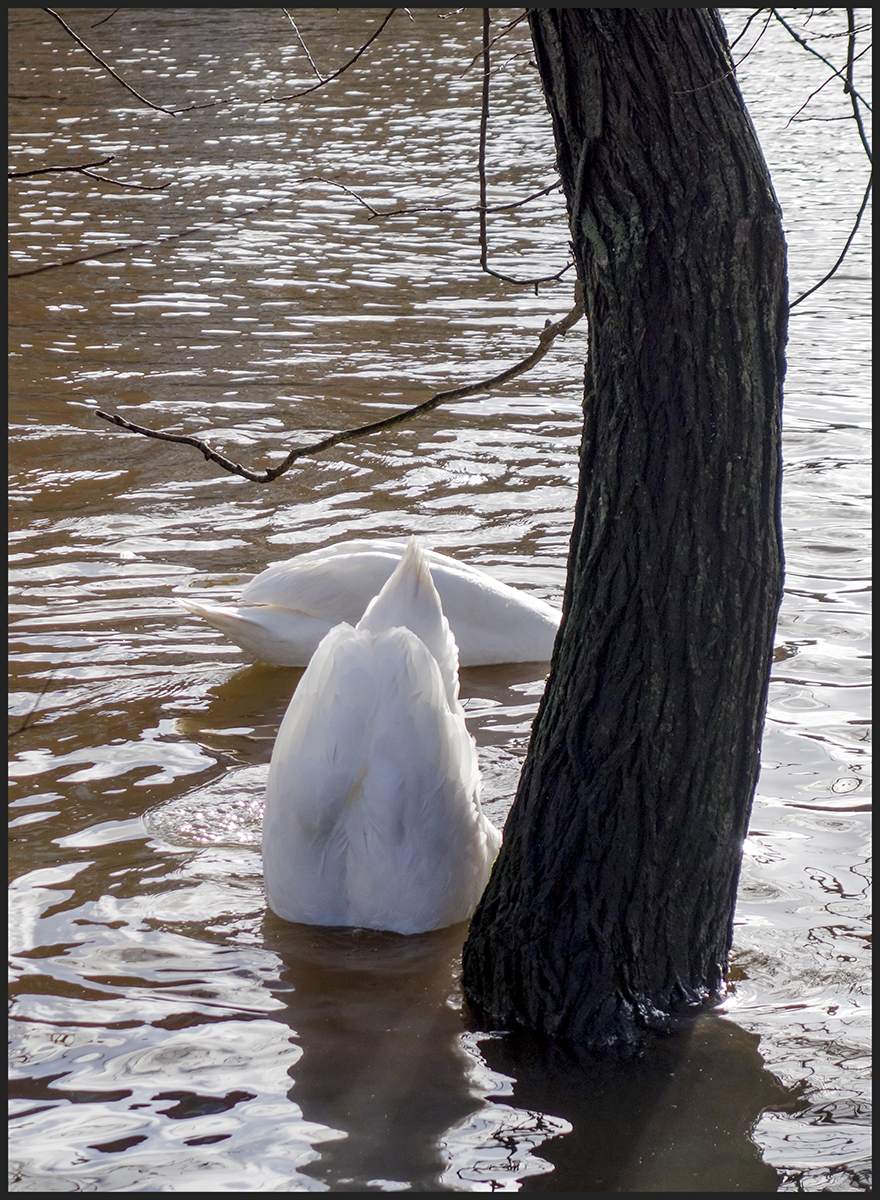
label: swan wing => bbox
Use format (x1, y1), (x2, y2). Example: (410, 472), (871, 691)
(177, 596), (334, 666)
(341, 628), (498, 933)
(263, 622), (376, 927)
(240, 553), (397, 623)
(185, 537), (562, 667)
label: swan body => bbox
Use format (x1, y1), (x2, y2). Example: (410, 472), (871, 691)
(262, 539), (502, 934)
(178, 538), (561, 667)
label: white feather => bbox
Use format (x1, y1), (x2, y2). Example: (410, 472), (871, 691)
(179, 537), (561, 667)
(262, 539), (502, 934)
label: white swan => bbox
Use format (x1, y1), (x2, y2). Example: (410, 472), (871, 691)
(262, 539), (502, 934)
(178, 537), (561, 668)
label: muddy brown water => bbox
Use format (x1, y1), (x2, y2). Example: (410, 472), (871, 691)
(9, 8), (870, 1191)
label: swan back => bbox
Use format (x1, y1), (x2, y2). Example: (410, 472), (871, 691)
(229, 538), (561, 667)
(262, 540), (501, 934)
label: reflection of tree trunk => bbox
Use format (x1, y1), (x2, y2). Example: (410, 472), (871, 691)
(480, 1018), (803, 1192)
(463, 10), (787, 1049)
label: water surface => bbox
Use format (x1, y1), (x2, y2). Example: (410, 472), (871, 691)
(9, 7), (871, 1191)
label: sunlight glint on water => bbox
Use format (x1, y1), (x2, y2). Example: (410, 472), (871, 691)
(9, 8), (871, 1192)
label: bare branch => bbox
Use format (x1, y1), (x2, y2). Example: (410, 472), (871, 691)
(785, 41), (872, 127)
(674, 9), (775, 97)
(727, 8), (768, 52)
(361, 180), (563, 220)
(94, 291), (586, 483)
(460, 10), (529, 76)
(790, 170), (872, 309)
(282, 9), (325, 82)
(170, 9), (399, 115)
(477, 9), (491, 272)
(476, 11), (569, 288)
(90, 9), (120, 29)
(42, 8), (177, 114)
(845, 8), (873, 164)
(9, 154), (170, 191)
(770, 9), (872, 111)
(10, 155), (114, 177)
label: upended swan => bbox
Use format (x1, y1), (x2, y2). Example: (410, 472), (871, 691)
(262, 539), (502, 934)
(178, 537), (561, 668)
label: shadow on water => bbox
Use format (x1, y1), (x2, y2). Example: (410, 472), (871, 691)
(479, 1019), (808, 1193)
(262, 915), (807, 1192)
(262, 917), (476, 1192)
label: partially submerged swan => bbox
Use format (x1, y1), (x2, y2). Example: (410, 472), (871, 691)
(262, 539), (502, 934)
(178, 537), (561, 667)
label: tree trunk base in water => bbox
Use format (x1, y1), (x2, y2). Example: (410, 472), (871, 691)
(463, 8), (786, 1052)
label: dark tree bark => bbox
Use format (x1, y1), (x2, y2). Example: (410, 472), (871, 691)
(463, 9), (787, 1051)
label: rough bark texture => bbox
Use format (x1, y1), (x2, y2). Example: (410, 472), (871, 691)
(462, 9), (787, 1051)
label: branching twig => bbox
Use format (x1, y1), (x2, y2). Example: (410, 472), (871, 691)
(171, 9), (398, 115)
(282, 9), (324, 82)
(8, 177), (565, 281)
(460, 10), (529, 76)
(477, 9), (491, 272)
(8, 154), (170, 190)
(94, 291), (586, 483)
(45, 6), (397, 119)
(10, 156), (114, 177)
(43, 8), (176, 114)
(770, 9), (872, 111)
(359, 180), (563, 221)
(790, 170), (872, 309)
(727, 8), (767, 52)
(476, 10), (572, 288)
(845, 8), (872, 163)
(785, 41), (871, 127)
(783, 8), (872, 308)
(674, 9), (775, 97)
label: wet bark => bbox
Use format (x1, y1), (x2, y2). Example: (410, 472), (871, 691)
(462, 9), (787, 1051)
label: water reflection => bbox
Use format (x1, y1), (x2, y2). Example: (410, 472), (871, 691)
(8, 3), (871, 1190)
(261, 919), (477, 1191)
(258, 913), (808, 1192)
(467, 1018), (807, 1193)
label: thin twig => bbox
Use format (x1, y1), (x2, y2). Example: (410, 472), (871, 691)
(478, 9), (491, 272)
(9, 175), (567, 281)
(8, 198), (284, 279)
(362, 180), (563, 220)
(170, 9), (398, 115)
(674, 9), (774, 97)
(790, 170), (872, 309)
(845, 8), (872, 163)
(785, 41), (871, 127)
(460, 10), (529, 76)
(9, 154), (170, 190)
(475, 11), (568, 288)
(727, 8), (766, 52)
(90, 9), (120, 28)
(42, 8), (176, 114)
(10, 155), (114, 177)
(94, 294), (586, 483)
(282, 9), (324, 82)
(770, 9), (872, 111)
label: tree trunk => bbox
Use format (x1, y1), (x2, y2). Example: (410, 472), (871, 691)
(462, 9), (787, 1051)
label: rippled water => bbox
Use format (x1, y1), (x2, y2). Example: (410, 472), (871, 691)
(9, 8), (871, 1192)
